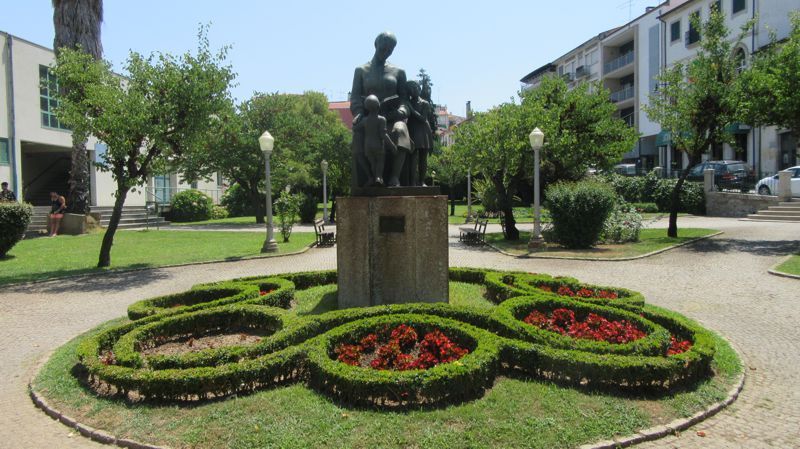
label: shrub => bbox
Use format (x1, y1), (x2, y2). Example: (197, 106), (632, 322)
(602, 203), (643, 243)
(211, 205), (229, 220)
(170, 189), (213, 222)
(0, 202), (32, 257)
(545, 180), (616, 249)
(473, 178), (500, 214)
(220, 183), (257, 217)
(600, 169), (661, 203)
(653, 179), (706, 215)
(630, 202), (659, 213)
(298, 193), (317, 224)
(274, 193), (301, 242)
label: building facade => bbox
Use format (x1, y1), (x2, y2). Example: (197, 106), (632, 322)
(0, 32), (223, 207)
(520, 0), (799, 176)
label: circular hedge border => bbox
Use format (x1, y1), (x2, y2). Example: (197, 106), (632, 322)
(74, 268), (716, 407)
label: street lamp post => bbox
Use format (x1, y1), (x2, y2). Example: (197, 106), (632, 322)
(321, 160), (329, 224)
(528, 127), (545, 250)
(466, 168), (472, 223)
(260, 131), (278, 253)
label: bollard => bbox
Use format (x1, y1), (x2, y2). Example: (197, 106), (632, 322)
(704, 169), (716, 193)
(777, 171), (792, 201)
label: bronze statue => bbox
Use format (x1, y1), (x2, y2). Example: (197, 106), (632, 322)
(352, 95), (396, 186)
(350, 32), (412, 187)
(406, 81), (435, 186)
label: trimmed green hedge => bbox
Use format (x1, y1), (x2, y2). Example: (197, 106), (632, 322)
(77, 268), (716, 407)
(0, 201), (32, 257)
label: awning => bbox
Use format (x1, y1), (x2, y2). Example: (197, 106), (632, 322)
(655, 130), (671, 147)
(724, 122), (751, 134)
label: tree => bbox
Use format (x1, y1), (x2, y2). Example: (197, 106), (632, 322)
(428, 145), (464, 216)
(53, 30), (235, 267)
(177, 92), (351, 224)
(452, 75), (636, 240)
(738, 12), (800, 158)
(417, 68), (434, 102)
(645, 9), (751, 237)
(52, 0), (104, 215)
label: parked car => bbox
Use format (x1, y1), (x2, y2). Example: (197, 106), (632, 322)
(613, 163), (638, 176)
(686, 160), (753, 191)
(755, 166), (800, 196)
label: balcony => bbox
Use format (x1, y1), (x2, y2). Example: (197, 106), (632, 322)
(575, 65), (590, 78)
(610, 85), (634, 103)
(603, 51), (634, 75)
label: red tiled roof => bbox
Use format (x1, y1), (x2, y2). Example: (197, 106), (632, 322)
(329, 101), (353, 130)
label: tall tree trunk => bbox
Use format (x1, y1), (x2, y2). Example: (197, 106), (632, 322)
(97, 184), (127, 268)
(248, 184), (265, 224)
(492, 176), (519, 240)
(53, 0), (103, 215)
(668, 154), (701, 238)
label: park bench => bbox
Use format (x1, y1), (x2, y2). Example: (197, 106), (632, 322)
(314, 219), (336, 246)
(459, 219), (488, 245)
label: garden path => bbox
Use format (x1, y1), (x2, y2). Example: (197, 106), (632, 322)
(0, 216), (797, 448)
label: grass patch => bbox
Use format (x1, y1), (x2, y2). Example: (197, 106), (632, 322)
(0, 230), (315, 285)
(484, 228), (718, 258)
(775, 254), (800, 276)
(33, 283), (740, 449)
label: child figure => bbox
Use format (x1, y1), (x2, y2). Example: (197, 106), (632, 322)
(407, 81), (435, 186)
(353, 94), (396, 186)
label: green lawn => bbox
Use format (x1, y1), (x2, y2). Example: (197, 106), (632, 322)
(775, 254), (800, 276)
(33, 280), (741, 449)
(0, 230), (315, 285)
(485, 228), (718, 258)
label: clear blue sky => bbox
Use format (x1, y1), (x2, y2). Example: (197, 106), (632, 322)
(0, 0), (651, 116)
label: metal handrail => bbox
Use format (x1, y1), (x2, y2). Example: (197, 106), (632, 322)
(610, 85), (635, 103)
(603, 51), (634, 75)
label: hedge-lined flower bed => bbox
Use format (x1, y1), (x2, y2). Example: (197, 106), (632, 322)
(71, 268), (716, 407)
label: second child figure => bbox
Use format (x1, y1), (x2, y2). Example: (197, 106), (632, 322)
(353, 94), (397, 186)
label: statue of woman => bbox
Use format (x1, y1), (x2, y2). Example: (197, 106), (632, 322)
(350, 32), (412, 187)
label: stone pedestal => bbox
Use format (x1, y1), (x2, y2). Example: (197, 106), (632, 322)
(337, 194), (448, 308)
(61, 213), (101, 235)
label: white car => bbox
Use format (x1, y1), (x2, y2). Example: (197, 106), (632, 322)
(755, 166), (800, 196)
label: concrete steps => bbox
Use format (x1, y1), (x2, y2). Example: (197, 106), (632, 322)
(747, 200), (800, 222)
(26, 206), (170, 234)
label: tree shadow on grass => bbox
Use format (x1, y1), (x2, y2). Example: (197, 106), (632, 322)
(683, 238), (800, 257)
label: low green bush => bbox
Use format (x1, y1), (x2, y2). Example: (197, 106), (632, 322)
(298, 193), (318, 224)
(630, 202), (659, 213)
(76, 268), (716, 406)
(211, 205), (229, 220)
(0, 202), (32, 257)
(602, 203), (643, 243)
(545, 180), (616, 249)
(653, 179), (705, 215)
(220, 183), (257, 217)
(170, 189), (213, 222)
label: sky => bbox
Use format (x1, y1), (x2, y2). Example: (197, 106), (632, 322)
(0, 0), (654, 117)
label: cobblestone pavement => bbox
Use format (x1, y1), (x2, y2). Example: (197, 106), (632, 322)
(1, 217), (797, 448)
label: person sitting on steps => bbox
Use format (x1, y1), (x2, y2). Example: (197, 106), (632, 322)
(48, 191), (66, 237)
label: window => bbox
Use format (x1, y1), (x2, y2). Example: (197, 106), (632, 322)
(39, 65), (69, 130)
(216, 172), (224, 187)
(586, 49), (599, 66)
(734, 48), (747, 73)
(687, 12), (701, 45)
(711, 0), (722, 13)
(732, 0), (746, 14)
(671, 21), (681, 42)
(0, 138), (9, 165)
(94, 142), (107, 163)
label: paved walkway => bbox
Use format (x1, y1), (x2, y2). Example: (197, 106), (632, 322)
(1, 217), (797, 448)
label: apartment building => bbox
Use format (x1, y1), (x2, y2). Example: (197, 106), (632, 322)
(520, 0), (799, 175)
(660, 0), (799, 174)
(0, 31), (223, 207)
(435, 105), (466, 147)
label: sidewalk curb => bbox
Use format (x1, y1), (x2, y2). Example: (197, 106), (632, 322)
(29, 351), (170, 449)
(767, 255), (800, 280)
(0, 243), (316, 290)
(485, 231), (723, 261)
(580, 335), (746, 449)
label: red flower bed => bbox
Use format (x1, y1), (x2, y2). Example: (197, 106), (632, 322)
(522, 308), (645, 344)
(537, 284), (618, 300)
(667, 336), (692, 355)
(259, 289), (275, 296)
(333, 324), (469, 371)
